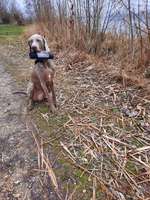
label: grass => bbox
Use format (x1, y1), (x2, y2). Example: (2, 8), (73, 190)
(0, 24), (24, 39)
(0, 25), (31, 86)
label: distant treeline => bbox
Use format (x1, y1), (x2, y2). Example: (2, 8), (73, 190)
(0, 0), (25, 25)
(25, 1), (150, 59)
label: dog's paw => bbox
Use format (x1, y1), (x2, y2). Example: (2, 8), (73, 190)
(48, 104), (56, 114)
(27, 101), (34, 111)
(50, 106), (56, 113)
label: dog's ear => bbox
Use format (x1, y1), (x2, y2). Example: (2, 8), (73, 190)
(28, 40), (31, 51)
(43, 37), (50, 52)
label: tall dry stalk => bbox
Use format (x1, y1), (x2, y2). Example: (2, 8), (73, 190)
(25, 0), (150, 69)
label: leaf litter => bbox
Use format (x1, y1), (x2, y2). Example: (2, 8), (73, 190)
(1, 38), (150, 199)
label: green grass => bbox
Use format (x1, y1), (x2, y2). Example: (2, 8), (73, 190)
(0, 24), (24, 38)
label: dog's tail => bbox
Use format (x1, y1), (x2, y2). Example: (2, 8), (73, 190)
(13, 91), (27, 96)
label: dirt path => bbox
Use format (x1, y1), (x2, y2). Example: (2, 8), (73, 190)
(0, 63), (57, 199)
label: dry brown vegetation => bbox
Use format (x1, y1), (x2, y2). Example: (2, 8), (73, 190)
(0, 21), (149, 199)
(2, 1), (150, 199)
(25, 0), (150, 87)
(21, 23), (150, 199)
(53, 47), (150, 199)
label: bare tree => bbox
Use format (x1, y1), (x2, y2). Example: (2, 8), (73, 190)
(0, 0), (11, 23)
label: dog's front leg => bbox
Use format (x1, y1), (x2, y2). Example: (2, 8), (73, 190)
(40, 80), (56, 113)
(47, 81), (57, 108)
(35, 65), (56, 113)
(27, 82), (34, 110)
(52, 86), (57, 108)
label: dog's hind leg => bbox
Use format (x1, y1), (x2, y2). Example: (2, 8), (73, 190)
(27, 82), (35, 110)
(49, 81), (57, 107)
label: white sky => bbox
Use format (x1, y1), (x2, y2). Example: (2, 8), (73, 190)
(131, 0), (150, 8)
(16, 0), (25, 9)
(15, 0), (150, 13)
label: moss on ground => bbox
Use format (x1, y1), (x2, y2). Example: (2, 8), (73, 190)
(32, 105), (96, 199)
(126, 161), (138, 175)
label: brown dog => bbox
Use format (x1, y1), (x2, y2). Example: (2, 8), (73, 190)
(27, 34), (56, 112)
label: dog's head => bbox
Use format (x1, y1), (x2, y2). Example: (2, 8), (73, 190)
(28, 34), (50, 52)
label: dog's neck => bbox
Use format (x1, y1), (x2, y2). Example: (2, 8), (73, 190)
(35, 59), (44, 64)
(35, 59), (48, 65)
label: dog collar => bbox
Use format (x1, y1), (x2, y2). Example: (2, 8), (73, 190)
(35, 59), (45, 64)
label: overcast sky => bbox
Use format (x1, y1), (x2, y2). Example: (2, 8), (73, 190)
(15, 0), (150, 13)
(16, 0), (25, 10)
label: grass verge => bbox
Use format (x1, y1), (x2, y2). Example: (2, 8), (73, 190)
(0, 24), (24, 38)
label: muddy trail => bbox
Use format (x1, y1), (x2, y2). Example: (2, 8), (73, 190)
(0, 59), (59, 199)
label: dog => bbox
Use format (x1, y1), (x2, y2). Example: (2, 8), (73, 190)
(27, 34), (56, 112)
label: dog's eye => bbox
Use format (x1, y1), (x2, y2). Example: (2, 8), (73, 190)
(36, 39), (40, 42)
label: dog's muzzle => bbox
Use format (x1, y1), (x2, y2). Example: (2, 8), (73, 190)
(31, 46), (39, 52)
